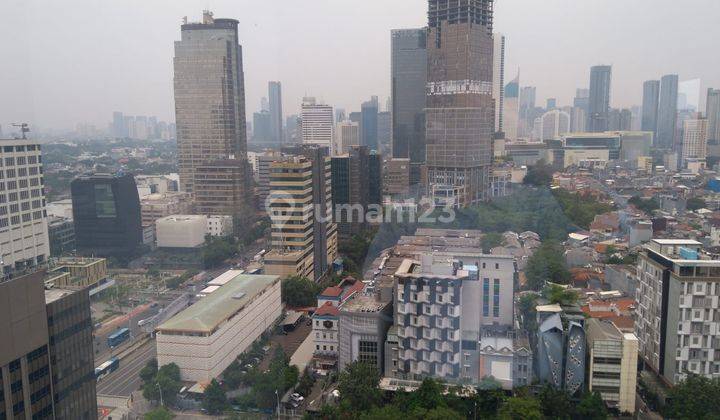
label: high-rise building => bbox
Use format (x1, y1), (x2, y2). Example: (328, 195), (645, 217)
(265, 157), (316, 280)
(426, 0), (494, 206)
(174, 11), (248, 195)
(503, 74), (520, 141)
(492, 33), (506, 134)
(285, 114), (300, 143)
(0, 272), (97, 420)
(519, 86), (537, 138)
(361, 96), (379, 151)
(657, 74), (679, 149)
(71, 173), (142, 257)
(546, 98), (557, 110)
(268, 81), (283, 144)
(587, 65), (612, 132)
(335, 108), (346, 123)
(334, 121), (360, 155)
(193, 158), (253, 219)
(539, 110), (570, 140)
(641, 80), (660, 138)
(112, 111), (126, 138)
(377, 111), (391, 155)
(0, 138), (50, 278)
(608, 108), (632, 131)
(383, 158), (411, 196)
(681, 119), (708, 164)
(391, 28), (427, 179)
(301, 97), (334, 149)
(252, 110), (271, 143)
(368, 151), (383, 206)
(635, 239), (720, 385)
(331, 146), (369, 242)
(706, 88), (720, 143)
(265, 149), (337, 281)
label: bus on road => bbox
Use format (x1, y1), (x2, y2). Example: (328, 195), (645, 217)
(107, 327), (130, 348)
(95, 357), (119, 380)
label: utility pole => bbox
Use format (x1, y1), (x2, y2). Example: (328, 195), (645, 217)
(157, 382), (164, 407)
(275, 389), (280, 419)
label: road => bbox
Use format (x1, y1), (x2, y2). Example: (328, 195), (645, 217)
(97, 339), (157, 397)
(93, 304), (159, 363)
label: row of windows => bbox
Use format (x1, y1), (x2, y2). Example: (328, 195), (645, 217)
(315, 344), (335, 351)
(1, 145), (38, 153)
(0, 167), (43, 180)
(3, 156), (39, 166)
(0, 211), (45, 227)
(0, 189), (44, 203)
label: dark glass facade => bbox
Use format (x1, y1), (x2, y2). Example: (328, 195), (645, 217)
(642, 80), (660, 138)
(657, 74), (679, 150)
(425, 0), (495, 205)
(331, 146), (370, 242)
(46, 288), (96, 420)
(361, 97), (379, 151)
(587, 65), (612, 132)
(391, 28), (427, 184)
(71, 174), (142, 257)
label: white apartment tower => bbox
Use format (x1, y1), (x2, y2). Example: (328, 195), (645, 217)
(492, 33), (506, 134)
(0, 138), (50, 278)
(681, 119), (708, 164)
(301, 97), (334, 149)
(334, 121), (360, 156)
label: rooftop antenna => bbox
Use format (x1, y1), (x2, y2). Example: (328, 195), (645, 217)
(11, 123), (29, 139)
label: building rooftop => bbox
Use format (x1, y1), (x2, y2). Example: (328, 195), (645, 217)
(157, 215), (207, 223)
(157, 273), (279, 334)
(339, 290), (389, 313)
(44, 286), (79, 305)
(586, 318), (623, 342)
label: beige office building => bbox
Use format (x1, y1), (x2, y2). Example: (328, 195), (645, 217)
(156, 273), (281, 382)
(265, 158), (316, 279)
(586, 319), (638, 414)
(681, 119), (708, 164)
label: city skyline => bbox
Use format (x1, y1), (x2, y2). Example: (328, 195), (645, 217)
(2, 0), (720, 130)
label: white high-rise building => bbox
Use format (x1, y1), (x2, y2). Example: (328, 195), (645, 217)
(682, 119), (708, 163)
(493, 33), (506, 134)
(301, 97), (334, 149)
(503, 74), (520, 141)
(334, 121), (360, 155)
(0, 138), (50, 278)
(539, 109), (571, 140)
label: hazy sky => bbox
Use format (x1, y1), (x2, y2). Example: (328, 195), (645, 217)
(1, 0), (719, 131)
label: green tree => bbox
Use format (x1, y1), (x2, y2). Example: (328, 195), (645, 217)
(144, 406), (174, 420)
(664, 374), (720, 419)
(139, 358), (158, 384)
(525, 241), (571, 290)
(202, 235), (237, 269)
(628, 195), (660, 214)
(283, 365), (300, 391)
(542, 284), (578, 306)
(499, 397), (543, 420)
(518, 293), (539, 332)
(538, 385), (573, 419)
(296, 371), (316, 397)
(410, 378), (446, 410)
(574, 391), (607, 420)
(523, 160), (555, 187)
(687, 197), (707, 211)
(481, 232), (504, 253)
(142, 363), (182, 406)
(202, 379), (228, 415)
(281, 276), (322, 307)
(337, 361), (382, 413)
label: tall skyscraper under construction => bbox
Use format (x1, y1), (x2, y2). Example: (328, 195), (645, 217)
(425, 0), (495, 206)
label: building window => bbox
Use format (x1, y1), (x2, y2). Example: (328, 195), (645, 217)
(483, 278), (490, 317)
(495, 263), (499, 269)
(358, 340), (378, 366)
(493, 279), (500, 318)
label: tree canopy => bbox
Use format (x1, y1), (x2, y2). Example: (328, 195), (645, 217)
(337, 361), (383, 413)
(523, 161), (555, 187)
(142, 363), (182, 406)
(628, 195), (660, 215)
(281, 276), (322, 307)
(525, 241), (571, 290)
(665, 375), (720, 419)
(202, 379), (228, 414)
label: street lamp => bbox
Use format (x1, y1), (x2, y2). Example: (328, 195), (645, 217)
(275, 389), (280, 419)
(157, 382), (164, 407)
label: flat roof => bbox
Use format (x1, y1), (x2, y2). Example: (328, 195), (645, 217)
(44, 287), (78, 304)
(157, 273), (279, 333)
(652, 239), (702, 245)
(207, 270), (245, 286)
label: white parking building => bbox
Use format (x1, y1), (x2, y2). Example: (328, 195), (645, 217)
(155, 272), (282, 382)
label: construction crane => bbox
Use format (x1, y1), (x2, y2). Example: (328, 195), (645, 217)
(11, 123), (29, 139)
